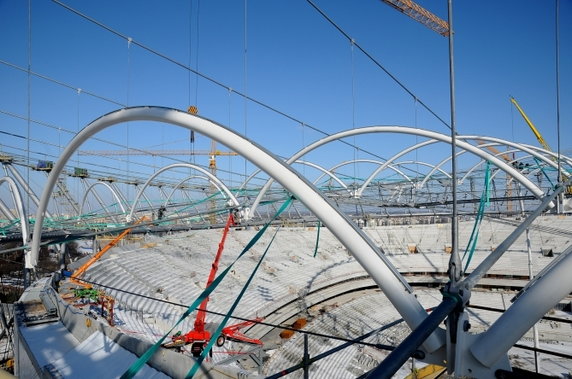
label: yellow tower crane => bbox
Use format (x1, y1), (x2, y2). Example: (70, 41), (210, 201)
(510, 96), (571, 194)
(380, 0), (449, 36)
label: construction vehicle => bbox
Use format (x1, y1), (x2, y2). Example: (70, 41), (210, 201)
(510, 96), (571, 195)
(70, 216), (148, 287)
(163, 212), (263, 357)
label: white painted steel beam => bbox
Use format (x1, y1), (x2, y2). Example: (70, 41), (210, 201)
(79, 181), (126, 218)
(0, 177), (30, 257)
(30, 106), (444, 353)
(127, 163), (239, 222)
(470, 244), (572, 368)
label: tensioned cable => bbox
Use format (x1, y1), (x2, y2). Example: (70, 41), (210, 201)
(0, 59), (125, 107)
(0, 109), (251, 183)
(50, 0), (400, 168)
(305, 0), (451, 131)
(71, 276), (402, 351)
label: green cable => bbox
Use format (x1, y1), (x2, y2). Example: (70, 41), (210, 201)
(313, 221), (321, 258)
(121, 197), (293, 379)
(186, 223), (283, 378)
(533, 157), (555, 188)
(462, 161), (491, 272)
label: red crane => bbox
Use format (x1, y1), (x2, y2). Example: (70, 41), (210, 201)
(164, 212), (263, 357)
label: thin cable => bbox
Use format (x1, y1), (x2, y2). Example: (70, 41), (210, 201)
(351, 40), (358, 186)
(243, 0), (249, 180)
(305, 0), (451, 131)
(26, 0), (32, 224)
(71, 276), (400, 350)
(555, 0), (562, 194)
(195, 0), (201, 108)
(50, 0), (396, 167)
(0, 59), (125, 107)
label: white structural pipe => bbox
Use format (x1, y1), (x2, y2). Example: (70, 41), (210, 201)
(0, 198), (16, 221)
(6, 164), (54, 219)
(349, 131), (542, 199)
(249, 129), (545, 218)
(30, 106), (443, 353)
(470, 245), (572, 368)
(460, 136), (571, 177)
(293, 160), (350, 192)
(250, 138), (436, 216)
(79, 181), (127, 217)
(127, 162), (239, 222)
(0, 177), (30, 261)
(163, 178), (208, 223)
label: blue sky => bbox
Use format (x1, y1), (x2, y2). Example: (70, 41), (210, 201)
(0, 0), (571, 203)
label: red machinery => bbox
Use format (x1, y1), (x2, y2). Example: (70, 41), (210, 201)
(165, 212), (263, 357)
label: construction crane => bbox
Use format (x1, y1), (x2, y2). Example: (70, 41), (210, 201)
(163, 213), (263, 356)
(510, 96), (571, 194)
(380, 0), (449, 37)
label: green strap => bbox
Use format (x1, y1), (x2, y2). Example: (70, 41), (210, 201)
(462, 161), (491, 272)
(533, 157), (555, 188)
(121, 198), (292, 379)
(186, 224), (283, 378)
(313, 221), (321, 258)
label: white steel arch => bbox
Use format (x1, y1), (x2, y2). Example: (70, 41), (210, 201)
(0, 177), (30, 256)
(393, 160), (452, 180)
(460, 136), (571, 177)
(163, 175), (212, 205)
(30, 106), (444, 353)
(127, 163), (239, 222)
(249, 128), (545, 217)
(323, 159), (414, 189)
(79, 181), (127, 217)
(292, 160), (350, 192)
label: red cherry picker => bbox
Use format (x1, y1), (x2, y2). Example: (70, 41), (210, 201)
(164, 212), (263, 357)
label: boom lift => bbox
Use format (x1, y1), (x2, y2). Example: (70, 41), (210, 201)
(164, 212), (263, 357)
(510, 96), (571, 195)
(70, 216), (148, 287)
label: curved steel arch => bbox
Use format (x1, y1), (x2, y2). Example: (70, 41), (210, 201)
(249, 129), (544, 216)
(163, 175), (213, 204)
(292, 160), (350, 192)
(79, 181), (127, 218)
(251, 138), (437, 215)
(0, 177), (30, 257)
(460, 136), (571, 177)
(459, 145), (522, 185)
(521, 143), (572, 167)
(30, 106), (443, 353)
(163, 175), (211, 223)
(128, 163), (239, 222)
(314, 159), (414, 189)
(393, 160), (452, 181)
